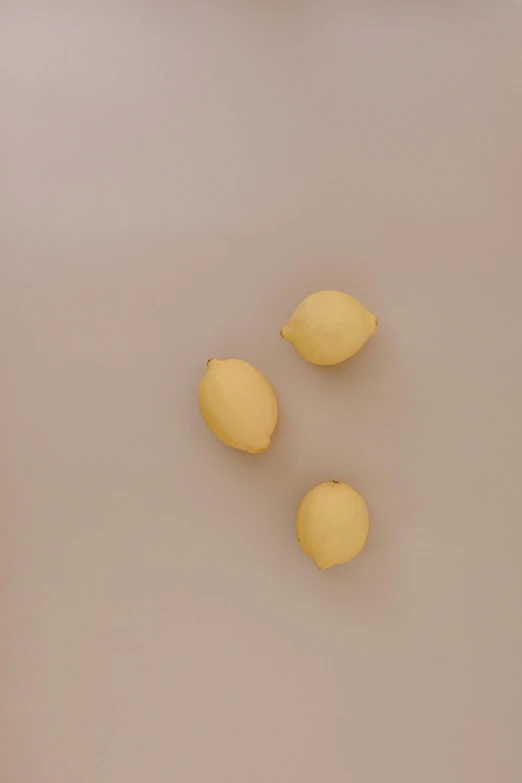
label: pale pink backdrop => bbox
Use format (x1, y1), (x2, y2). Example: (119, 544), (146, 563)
(2, 2), (522, 782)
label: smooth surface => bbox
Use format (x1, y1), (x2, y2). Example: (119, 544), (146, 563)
(2, 2), (522, 782)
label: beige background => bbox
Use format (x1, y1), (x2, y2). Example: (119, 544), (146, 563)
(2, 2), (522, 781)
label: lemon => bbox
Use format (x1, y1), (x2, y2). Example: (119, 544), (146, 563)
(296, 481), (369, 569)
(198, 359), (278, 453)
(281, 290), (378, 365)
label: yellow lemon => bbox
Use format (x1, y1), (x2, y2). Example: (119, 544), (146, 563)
(281, 290), (378, 365)
(198, 359), (277, 453)
(296, 481), (369, 569)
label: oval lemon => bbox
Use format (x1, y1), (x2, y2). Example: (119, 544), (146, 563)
(198, 359), (277, 453)
(281, 289), (378, 365)
(296, 481), (370, 570)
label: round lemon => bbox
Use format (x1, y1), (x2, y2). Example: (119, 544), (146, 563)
(281, 289), (378, 365)
(296, 481), (370, 570)
(198, 359), (277, 453)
